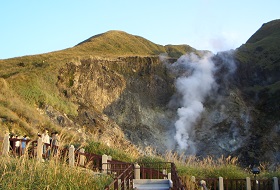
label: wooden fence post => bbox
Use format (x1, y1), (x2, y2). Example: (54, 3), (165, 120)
(168, 173), (172, 180)
(108, 155), (112, 161)
(219, 177), (224, 190)
(134, 163), (140, 179)
(107, 155), (112, 173)
(246, 177), (251, 190)
(69, 145), (75, 167)
(102, 154), (108, 173)
(37, 137), (43, 161)
(273, 177), (279, 190)
(2, 133), (10, 156)
(79, 148), (85, 166)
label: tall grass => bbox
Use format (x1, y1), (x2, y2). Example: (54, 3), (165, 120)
(163, 151), (280, 188)
(0, 155), (111, 190)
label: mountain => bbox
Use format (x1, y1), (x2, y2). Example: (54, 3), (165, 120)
(0, 30), (202, 155)
(0, 21), (280, 167)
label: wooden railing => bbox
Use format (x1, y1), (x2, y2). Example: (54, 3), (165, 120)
(8, 138), (31, 156)
(104, 163), (134, 190)
(198, 178), (218, 190)
(251, 178), (274, 190)
(171, 162), (185, 190)
(107, 160), (132, 176)
(138, 162), (169, 179)
(196, 177), (275, 190)
(5, 137), (104, 172)
(103, 162), (185, 190)
(75, 150), (102, 171)
(6, 137), (277, 190)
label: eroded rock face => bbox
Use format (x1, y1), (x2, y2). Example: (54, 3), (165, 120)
(57, 58), (126, 111)
(56, 56), (175, 153)
(55, 54), (280, 166)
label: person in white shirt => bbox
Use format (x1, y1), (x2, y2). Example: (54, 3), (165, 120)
(15, 135), (21, 155)
(41, 128), (50, 158)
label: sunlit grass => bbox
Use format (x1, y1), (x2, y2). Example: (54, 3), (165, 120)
(0, 155), (111, 190)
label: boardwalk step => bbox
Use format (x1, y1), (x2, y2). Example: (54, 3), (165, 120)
(133, 179), (172, 190)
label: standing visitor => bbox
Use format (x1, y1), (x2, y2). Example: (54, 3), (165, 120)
(51, 131), (60, 155)
(41, 128), (50, 158)
(21, 135), (28, 155)
(15, 135), (21, 156)
(9, 134), (15, 151)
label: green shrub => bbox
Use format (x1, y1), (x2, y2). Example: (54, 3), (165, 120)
(85, 141), (134, 163)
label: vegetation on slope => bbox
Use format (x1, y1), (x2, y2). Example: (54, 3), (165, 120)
(235, 19), (280, 118)
(236, 19), (280, 69)
(74, 30), (204, 58)
(0, 30), (200, 139)
(75, 30), (166, 57)
(0, 156), (111, 190)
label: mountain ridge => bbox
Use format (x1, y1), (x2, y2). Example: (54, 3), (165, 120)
(72, 30), (205, 58)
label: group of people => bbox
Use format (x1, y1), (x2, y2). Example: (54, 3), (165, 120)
(39, 128), (60, 156)
(9, 128), (60, 157)
(9, 134), (28, 155)
(38, 128), (60, 158)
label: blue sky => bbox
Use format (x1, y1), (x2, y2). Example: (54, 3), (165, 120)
(1, 0), (279, 59)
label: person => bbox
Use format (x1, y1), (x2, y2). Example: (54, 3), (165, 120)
(33, 133), (41, 157)
(9, 134), (15, 151)
(51, 131), (60, 155)
(41, 128), (50, 158)
(50, 132), (54, 145)
(15, 135), (21, 155)
(21, 135), (28, 155)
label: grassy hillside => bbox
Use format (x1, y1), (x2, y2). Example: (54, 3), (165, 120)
(235, 19), (280, 118)
(0, 30), (200, 138)
(72, 30), (204, 58)
(236, 19), (280, 69)
(75, 30), (166, 57)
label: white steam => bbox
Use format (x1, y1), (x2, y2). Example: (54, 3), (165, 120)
(172, 53), (216, 151)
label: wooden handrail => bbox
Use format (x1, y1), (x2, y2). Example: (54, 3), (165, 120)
(104, 162), (187, 189)
(138, 162), (171, 179)
(104, 163), (134, 190)
(171, 162), (185, 190)
(75, 150), (102, 171)
(196, 177), (274, 190)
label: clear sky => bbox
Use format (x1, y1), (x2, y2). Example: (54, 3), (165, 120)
(1, 0), (279, 59)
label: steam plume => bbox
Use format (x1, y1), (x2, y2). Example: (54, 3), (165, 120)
(172, 53), (216, 151)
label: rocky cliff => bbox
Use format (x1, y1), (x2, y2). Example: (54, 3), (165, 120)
(56, 56), (175, 153)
